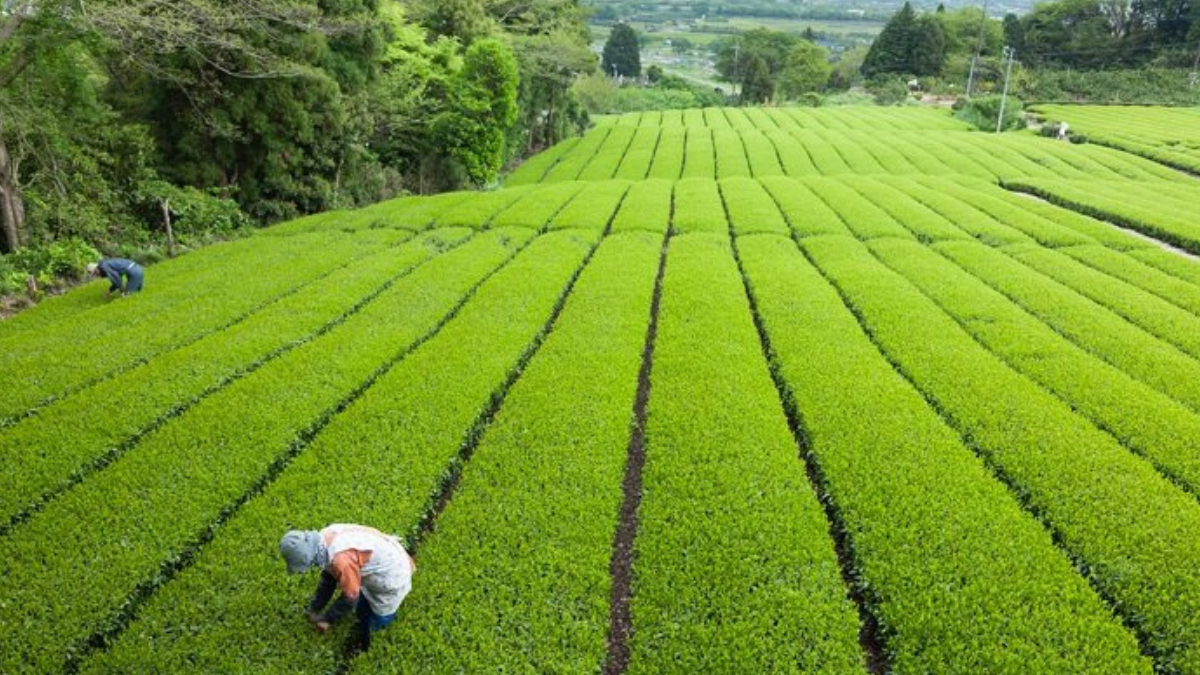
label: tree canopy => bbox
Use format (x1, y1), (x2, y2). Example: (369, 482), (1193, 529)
(0, 0), (596, 256)
(602, 22), (641, 78)
(715, 28), (831, 103)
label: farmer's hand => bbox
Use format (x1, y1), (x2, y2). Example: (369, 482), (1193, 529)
(313, 621), (332, 634)
(304, 609), (321, 624)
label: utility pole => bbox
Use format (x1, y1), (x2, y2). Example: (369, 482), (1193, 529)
(965, 0), (989, 98)
(733, 42), (741, 101)
(1190, 40), (1200, 88)
(997, 46), (1015, 133)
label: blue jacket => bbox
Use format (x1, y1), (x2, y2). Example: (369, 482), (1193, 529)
(98, 258), (139, 293)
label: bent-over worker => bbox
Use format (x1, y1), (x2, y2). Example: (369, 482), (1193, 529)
(87, 258), (144, 296)
(279, 524), (416, 651)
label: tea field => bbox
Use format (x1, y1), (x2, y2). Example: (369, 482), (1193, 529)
(4, 104), (1200, 674)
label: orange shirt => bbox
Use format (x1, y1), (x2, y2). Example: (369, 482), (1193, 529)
(328, 549), (372, 600)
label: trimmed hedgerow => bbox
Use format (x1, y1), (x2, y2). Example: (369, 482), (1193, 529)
(354, 232), (659, 673)
(610, 179), (673, 235)
(759, 176), (851, 238)
(681, 128), (715, 179)
(0, 228), (538, 675)
(739, 233), (1150, 675)
(614, 127), (662, 180)
(75, 228), (600, 675)
(627, 232), (864, 673)
(719, 177), (788, 237)
(873, 237), (1200, 496)
(671, 178), (727, 235)
(0, 229), (411, 421)
(935, 240), (1200, 416)
(804, 234), (1200, 674)
(1007, 243), (1200, 362)
(0, 229), (472, 526)
(646, 128), (685, 180)
(547, 180), (632, 231)
(713, 128), (751, 178)
(489, 182), (587, 229)
(506, 137), (582, 186)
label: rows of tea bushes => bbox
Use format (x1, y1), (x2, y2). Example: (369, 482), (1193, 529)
(1005, 178), (1200, 254)
(1008, 244), (1200, 362)
(76, 228), (602, 675)
(358, 232), (661, 672)
(803, 235), (1200, 672)
(0, 229), (410, 422)
(8, 102), (1200, 674)
(1033, 104), (1200, 174)
(0, 228), (539, 674)
(511, 107), (1186, 185)
(0, 229), (470, 527)
(936, 241), (1200, 416)
(736, 233), (1150, 673)
(873, 238), (1200, 493)
(628, 232), (865, 671)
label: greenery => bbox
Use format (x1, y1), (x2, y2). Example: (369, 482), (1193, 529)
(0, 0), (596, 298)
(714, 28), (832, 103)
(602, 22), (641, 77)
(571, 72), (727, 114)
(9, 102), (1200, 672)
(954, 94), (1024, 131)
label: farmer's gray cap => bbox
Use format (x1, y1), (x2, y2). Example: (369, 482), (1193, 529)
(279, 530), (321, 574)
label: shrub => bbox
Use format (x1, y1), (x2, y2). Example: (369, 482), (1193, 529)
(954, 95), (1024, 131)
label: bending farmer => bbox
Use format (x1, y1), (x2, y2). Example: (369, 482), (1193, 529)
(279, 524), (416, 651)
(87, 258), (144, 296)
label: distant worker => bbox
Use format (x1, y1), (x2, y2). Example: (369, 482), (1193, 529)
(1056, 120), (1070, 141)
(280, 524), (416, 652)
(87, 258), (143, 296)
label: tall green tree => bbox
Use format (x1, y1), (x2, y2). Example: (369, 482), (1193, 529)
(1004, 13), (1026, 54)
(911, 15), (947, 75)
(715, 28), (805, 103)
(131, 0), (388, 221)
(434, 39), (519, 186)
(862, 2), (946, 77)
(0, 0), (340, 251)
(778, 40), (832, 98)
(602, 22), (641, 77)
(408, 0), (496, 45)
(862, 2), (918, 76)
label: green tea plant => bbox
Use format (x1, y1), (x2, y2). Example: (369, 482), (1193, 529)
(671, 178), (727, 235)
(738, 233), (1150, 674)
(804, 234), (1200, 673)
(0, 227), (539, 674)
(357, 232), (659, 673)
(628, 232), (864, 672)
(76, 229), (599, 675)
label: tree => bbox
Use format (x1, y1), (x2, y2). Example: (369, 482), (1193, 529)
(409, 0), (496, 45)
(911, 15), (947, 76)
(0, 0), (346, 251)
(602, 22), (641, 77)
(741, 54), (774, 103)
(131, 0), (388, 221)
(778, 41), (832, 98)
(435, 39), (519, 186)
(862, 2), (918, 76)
(862, 2), (946, 77)
(1004, 13), (1026, 54)
(715, 29), (803, 103)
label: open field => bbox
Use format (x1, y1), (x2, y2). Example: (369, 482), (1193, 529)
(5, 104), (1200, 674)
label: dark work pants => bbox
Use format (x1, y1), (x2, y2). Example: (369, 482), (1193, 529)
(308, 571), (397, 652)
